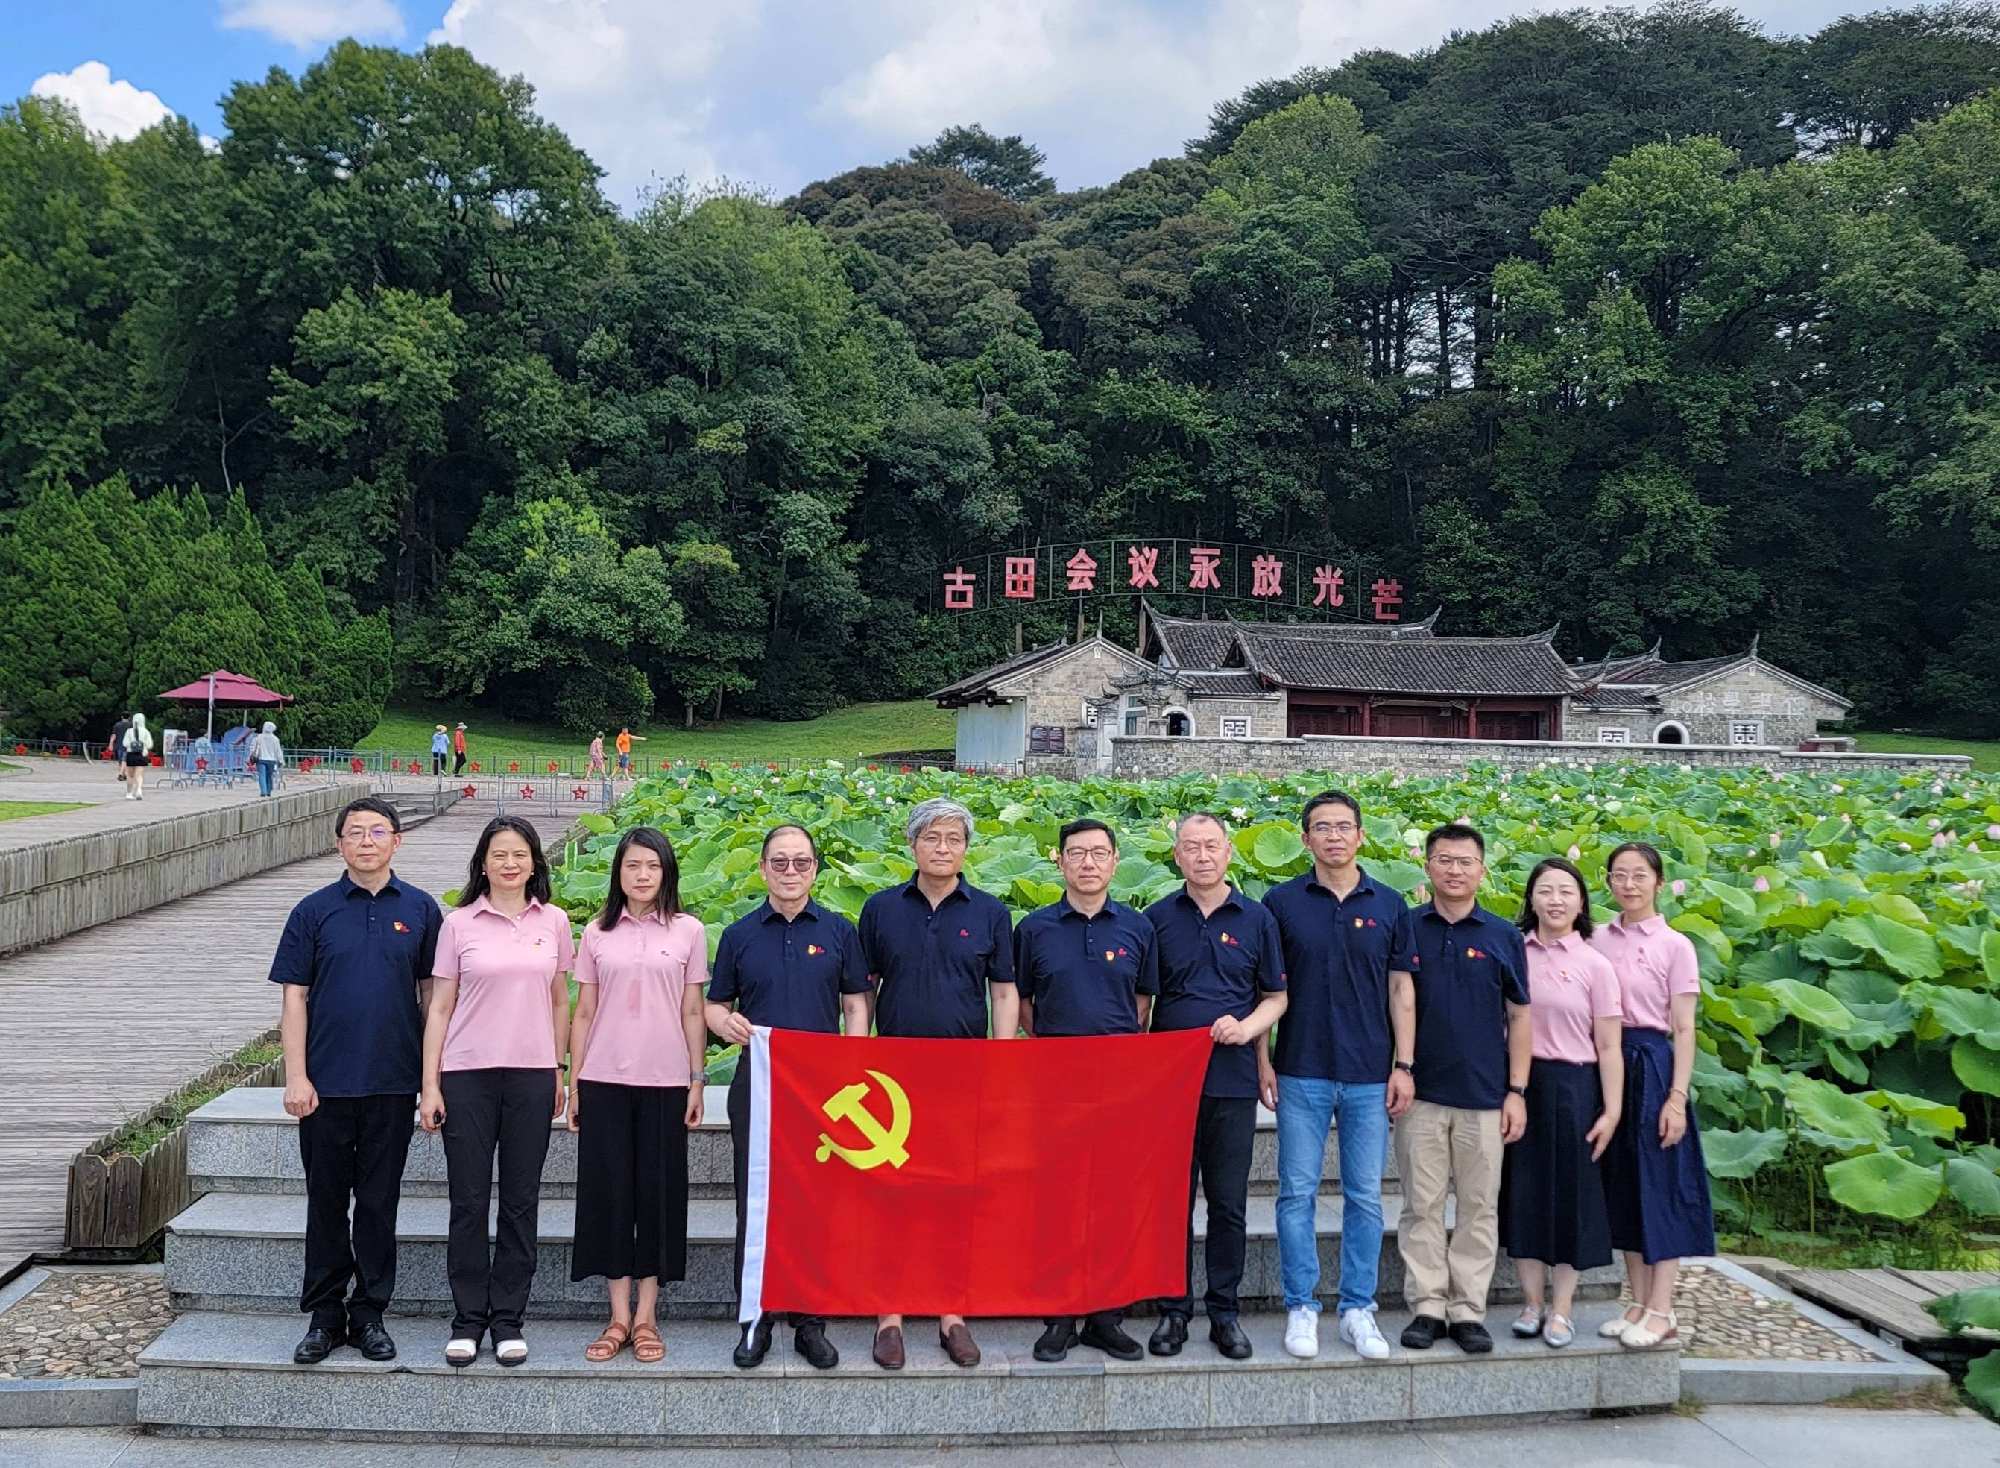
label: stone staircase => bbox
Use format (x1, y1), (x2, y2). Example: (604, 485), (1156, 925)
(137, 1085), (1674, 1445)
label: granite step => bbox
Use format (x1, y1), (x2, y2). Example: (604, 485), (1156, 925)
(137, 1304), (1676, 1444)
(187, 1086), (1395, 1200)
(164, 1190), (1618, 1319)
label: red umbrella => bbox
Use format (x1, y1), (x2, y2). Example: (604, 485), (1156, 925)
(158, 669), (295, 740)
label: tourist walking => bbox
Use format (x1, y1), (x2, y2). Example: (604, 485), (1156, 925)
(121, 712), (154, 799)
(1593, 841), (1713, 1351)
(419, 816), (572, 1367)
(706, 824), (871, 1371)
(1500, 857), (1623, 1350)
(615, 726), (645, 777)
(1014, 817), (1160, 1365)
(1141, 812), (1286, 1363)
(452, 722), (468, 775)
(270, 797), (443, 1365)
(568, 827), (710, 1367)
(1395, 823), (1532, 1355)
(252, 721), (284, 797)
(431, 725), (449, 776)
(109, 714), (131, 782)
(857, 796), (1018, 1370)
(1259, 789), (1416, 1363)
(587, 732), (607, 779)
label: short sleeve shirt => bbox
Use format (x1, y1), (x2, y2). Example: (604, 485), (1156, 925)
(1143, 886), (1285, 1098)
(1525, 930), (1622, 1063)
(1013, 896), (1159, 1038)
(708, 898), (870, 1033)
(433, 896), (575, 1071)
(1263, 866), (1418, 1083)
(267, 872), (444, 1098)
(860, 878), (1016, 1039)
(1409, 901), (1530, 1110)
(1591, 915), (1701, 1032)
(576, 909), (709, 1087)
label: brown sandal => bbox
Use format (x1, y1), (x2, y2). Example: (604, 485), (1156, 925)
(631, 1323), (664, 1364)
(584, 1321), (630, 1362)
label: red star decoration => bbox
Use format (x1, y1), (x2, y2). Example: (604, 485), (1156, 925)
(571, 785), (588, 800)
(519, 784), (535, 798)
(462, 784), (477, 798)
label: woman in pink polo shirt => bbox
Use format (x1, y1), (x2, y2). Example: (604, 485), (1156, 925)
(1591, 840), (1714, 1351)
(1499, 857), (1623, 1350)
(567, 826), (709, 1366)
(419, 816), (574, 1368)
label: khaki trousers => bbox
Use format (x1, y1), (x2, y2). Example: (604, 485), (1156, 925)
(1394, 1099), (1504, 1324)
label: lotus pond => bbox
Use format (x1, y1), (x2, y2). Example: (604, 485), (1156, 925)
(546, 758), (2000, 1249)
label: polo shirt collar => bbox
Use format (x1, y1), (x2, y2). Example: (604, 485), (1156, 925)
(1056, 893), (1117, 921)
(1611, 913), (1666, 937)
(468, 893), (543, 920)
(1175, 884), (1244, 914)
(759, 897), (825, 924)
(1526, 928), (1581, 952)
(902, 875), (970, 905)
(1305, 864), (1377, 899)
(1418, 899), (1493, 928)
(338, 870), (403, 899)
(615, 905), (669, 926)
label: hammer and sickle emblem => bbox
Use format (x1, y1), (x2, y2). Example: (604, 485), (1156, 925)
(815, 1069), (912, 1171)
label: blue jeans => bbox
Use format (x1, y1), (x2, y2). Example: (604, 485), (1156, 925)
(1275, 1074), (1390, 1314)
(255, 759), (278, 796)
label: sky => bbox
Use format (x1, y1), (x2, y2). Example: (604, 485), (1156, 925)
(9, 0), (1866, 209)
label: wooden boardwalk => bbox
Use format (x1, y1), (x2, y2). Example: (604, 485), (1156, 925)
(1782, 1266), (2000, 1362)
(0, 807), (553, 1276)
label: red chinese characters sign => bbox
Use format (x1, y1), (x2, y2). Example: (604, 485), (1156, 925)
(937, 541), (1408, 621)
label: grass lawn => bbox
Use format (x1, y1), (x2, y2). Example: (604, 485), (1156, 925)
(0, 800), (89, 822)
(359, 700), (955, 765)
(1856, 730), (2000, 771)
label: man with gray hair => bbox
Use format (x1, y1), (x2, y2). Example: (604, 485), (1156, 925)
(857, 795), (1019, 1371)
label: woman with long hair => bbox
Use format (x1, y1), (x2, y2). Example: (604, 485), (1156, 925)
(567, 827), (709, 1365)
(1592, 841), (1713, 1351)
(1499, 857), (1623, 1349)
(122, 712), (154, 799)
(418, 816), (572, 1367)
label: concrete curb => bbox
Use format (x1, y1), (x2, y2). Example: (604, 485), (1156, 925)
(1678, 1257), (1948, 1405)
(0, 1270), (138, 1428)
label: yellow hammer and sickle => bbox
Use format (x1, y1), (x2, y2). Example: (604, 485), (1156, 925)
(814, 1069), (912, 1171)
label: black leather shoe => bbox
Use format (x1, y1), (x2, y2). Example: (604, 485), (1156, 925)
(1208, 1318), (1253, 1360)
(293, 1327), (339, 1365)
(1148, 1314), (1188, 1356)
(1032, 1320), (1077, 1362)
(1077, 1319), (1144, 1361)
(1449, 1321), (1494, 1354)
(1400, 1314), (1447, 1350)
(732, 1316), (774, 1369)
(794, 1320), (839, 1370)
(348, 1321), (396, 1361)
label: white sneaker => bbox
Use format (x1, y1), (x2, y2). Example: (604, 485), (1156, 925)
(1339, 1307), (1391, 1360)
(1283, 1306), (1319, 1359)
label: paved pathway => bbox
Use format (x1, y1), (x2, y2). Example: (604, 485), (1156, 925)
(4, 1405), (1997, 1465)
(0, 757), (328, 852)
(0, 801), (553, 1274)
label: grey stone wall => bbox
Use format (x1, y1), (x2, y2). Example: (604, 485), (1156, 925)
(1102, 734), (1968, 780)
(1659, 663), (1847, 746)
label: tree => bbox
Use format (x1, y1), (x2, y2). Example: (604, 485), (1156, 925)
(1791, 3), (2000, 151)
(908, 124), (1054, 201)
(659, 540), (764, 725)
(0, 484), (131, 735)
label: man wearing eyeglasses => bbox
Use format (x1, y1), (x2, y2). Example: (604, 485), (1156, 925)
(269, 796), (444, 1367)
(1395, 822), (1531, 1355)
(1013, 817), (1160, 1364)
(707, 823), (871, 1372)
(857, 796), (1018, 1370)
(1259, 789), (1417, 1364)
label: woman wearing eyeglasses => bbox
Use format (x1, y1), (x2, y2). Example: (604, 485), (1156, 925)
(705, 824), (872, 1372)
(1591, 841), (1712, 1352)
(566, 826), (709, 1367)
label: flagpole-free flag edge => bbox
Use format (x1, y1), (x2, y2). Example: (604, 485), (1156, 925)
(737, 1026), (773, 1326)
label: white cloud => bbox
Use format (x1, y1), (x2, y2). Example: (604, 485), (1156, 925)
(29, 61), (175, 141)
(219, 0), (406, 50)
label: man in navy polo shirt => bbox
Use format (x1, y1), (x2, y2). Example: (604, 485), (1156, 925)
(1015, 817), (1159, 1363)
(706, 823), (871, 1372)
(1259, 789), (1418, 1364)
(858, 795), (1017, 1371)
(1142, 812), (1287, 1361)
(1396, 822), (1531, 1354)
(270, 796), (444, 1366)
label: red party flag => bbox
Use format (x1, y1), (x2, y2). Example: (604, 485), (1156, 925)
(739, 1028), (1209, 1320)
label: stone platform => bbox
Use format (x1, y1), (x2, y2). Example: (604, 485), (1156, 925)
(137, 1305), (1675, 1445)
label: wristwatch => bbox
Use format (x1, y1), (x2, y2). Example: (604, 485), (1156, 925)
(1507, 1084), (1528, 1098)
(1394, 1060), (1414, 1074)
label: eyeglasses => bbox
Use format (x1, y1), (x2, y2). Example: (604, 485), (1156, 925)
(916, 831), (968, 849)
(1428, 854), (1482, 871)
(1307, 822), (1359, 838)
(764, 856), (816, 873)
(1063, 847), (1116, 865)
(341, 825), (395, 843)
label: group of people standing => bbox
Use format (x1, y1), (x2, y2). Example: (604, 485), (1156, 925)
(269, 788), (1711, 1374)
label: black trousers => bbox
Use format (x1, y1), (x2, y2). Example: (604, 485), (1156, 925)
(729, 1066), (820, 1331)
(440, 1067), (554, 1338)
(570, 1079), (690, 1284)
(299, 1093), (415, 1332)
(432, 753), (446, 775)
(452, 751), (466, 774)
(1162, 1094), (1256, 1323)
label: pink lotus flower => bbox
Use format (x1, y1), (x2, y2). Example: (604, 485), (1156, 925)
(1973, 842), (1983, 852)
(1831, 783), (1844, 794)
(1753, 876), (1770, 892)
(1929, 818), (1942, 829)
(1671, 879), (1687, 897)
(1987, 824), (2000, 841)
(1933, 833), (1950, 848)
(1567, 844), (1582, 860)
(1769, 833), (1782, 847)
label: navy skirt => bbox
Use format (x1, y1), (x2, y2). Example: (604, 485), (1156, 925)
(1601, 1027), (1715, 1263)
(1499, 1058), (1612, 1270)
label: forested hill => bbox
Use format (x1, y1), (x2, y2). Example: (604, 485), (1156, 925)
(4, 2), (2000, 743)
